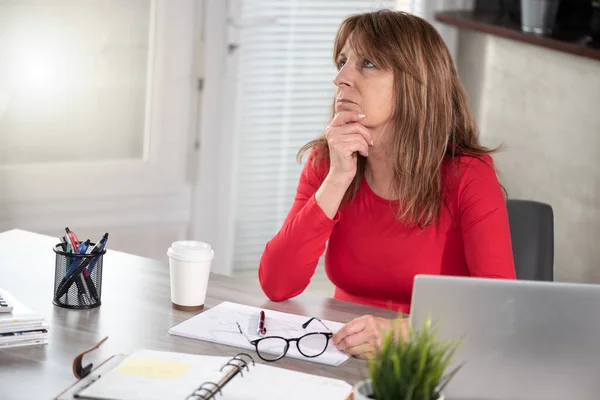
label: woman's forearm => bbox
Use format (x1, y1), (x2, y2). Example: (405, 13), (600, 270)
(315, 174), (353, 219)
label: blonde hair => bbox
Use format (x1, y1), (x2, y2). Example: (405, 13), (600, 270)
(298, 10), (497, 227)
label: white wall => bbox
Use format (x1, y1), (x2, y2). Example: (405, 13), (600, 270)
(455, 29), (600, 284)
(0, 0), (150, 164)
(0, 0), (199, 264)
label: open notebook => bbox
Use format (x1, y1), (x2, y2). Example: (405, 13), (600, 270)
(61, 349), (353, 400)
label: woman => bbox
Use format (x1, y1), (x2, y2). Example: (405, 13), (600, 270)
(258, 10), (516, 359)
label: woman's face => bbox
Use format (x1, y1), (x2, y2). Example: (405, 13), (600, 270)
(333, 40), (395, 134)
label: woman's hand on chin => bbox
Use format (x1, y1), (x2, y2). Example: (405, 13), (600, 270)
(332, 315), (409, 359)
(325, 111), (372, 183)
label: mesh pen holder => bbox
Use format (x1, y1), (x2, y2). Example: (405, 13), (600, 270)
(53, 244), (106, 309)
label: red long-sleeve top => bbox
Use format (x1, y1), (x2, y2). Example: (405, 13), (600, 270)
(258, 151), (516, 314)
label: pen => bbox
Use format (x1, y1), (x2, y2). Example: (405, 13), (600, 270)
(62, 236), (80, 300)
(63, 230), (80, 294)
(257, 310), (267, 336)
(59, 236), (69, 272)
(79, 239), (100, 303)
(58, 236), (68, 252)
(65, 227), (80, 252)
(87, 233), (109, 275)
(77, 241), (93, 304)
(62, 239), (91, 280)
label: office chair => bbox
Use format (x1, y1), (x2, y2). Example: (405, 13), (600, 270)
(506, 199), (554, 281)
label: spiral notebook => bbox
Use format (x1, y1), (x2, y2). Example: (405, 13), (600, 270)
(62, 349), (353, 400)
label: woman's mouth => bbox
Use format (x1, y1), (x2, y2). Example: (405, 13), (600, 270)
(336, 98), (357, 105)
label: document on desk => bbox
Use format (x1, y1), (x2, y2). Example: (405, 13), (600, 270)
(168, 301), (351, 366)
(73, 349), (353, 400)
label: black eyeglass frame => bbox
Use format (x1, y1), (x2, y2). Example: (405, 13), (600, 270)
(236, 317), (333, 362)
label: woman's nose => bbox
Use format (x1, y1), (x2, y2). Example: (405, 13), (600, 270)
(333, 65), (354, 88)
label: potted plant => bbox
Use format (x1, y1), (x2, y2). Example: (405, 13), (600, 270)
(353, 317), (462, 400)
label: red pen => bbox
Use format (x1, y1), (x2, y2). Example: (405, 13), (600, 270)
(257, 310), (267, 336)
(65, 227), (80, 252)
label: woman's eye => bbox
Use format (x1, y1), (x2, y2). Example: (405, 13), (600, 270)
(336, 59), (346, 69)
(362, 59), (376, 69)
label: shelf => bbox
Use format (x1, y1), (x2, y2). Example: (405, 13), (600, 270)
(435, 10), (600, 62)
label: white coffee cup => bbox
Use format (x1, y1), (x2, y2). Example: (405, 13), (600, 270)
(167, 240), (214, 311)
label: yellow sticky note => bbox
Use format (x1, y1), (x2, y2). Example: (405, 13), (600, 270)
(116, 358), (190, 380)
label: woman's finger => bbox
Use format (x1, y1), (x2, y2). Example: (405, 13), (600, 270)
(332, 316), (369, 346)
(336, 327), (375, 352)
(329, 111), (366, 127)
(341, 138), (369, 157)
(344, 341), (376, 357)
(329, 134), (369, 158)
(355, 351), (376, 360)
(336, 122), (373, 146)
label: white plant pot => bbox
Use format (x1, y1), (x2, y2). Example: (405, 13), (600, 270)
(353, 379), (445, 400)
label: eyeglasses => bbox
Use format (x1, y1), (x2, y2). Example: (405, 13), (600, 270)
(236, 317), (333, 362)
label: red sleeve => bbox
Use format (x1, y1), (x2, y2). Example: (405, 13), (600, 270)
(459, 156), (516, 279)
(258, 151), (340, 301)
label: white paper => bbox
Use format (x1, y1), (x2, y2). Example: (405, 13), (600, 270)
(224, 362), (353, 400)
(168, 301), (350, 366)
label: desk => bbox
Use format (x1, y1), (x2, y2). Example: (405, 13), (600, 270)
(0, 229), (397, 399)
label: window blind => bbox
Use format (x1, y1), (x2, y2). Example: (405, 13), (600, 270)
(232, 0), (397, 271)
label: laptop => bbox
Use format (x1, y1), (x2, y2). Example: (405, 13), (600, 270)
(410, 275), (600, 400)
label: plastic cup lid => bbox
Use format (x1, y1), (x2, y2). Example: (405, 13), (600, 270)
(167, 240), (214, 263)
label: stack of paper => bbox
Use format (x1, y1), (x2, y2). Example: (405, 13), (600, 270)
(0, 290), (48, 349)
